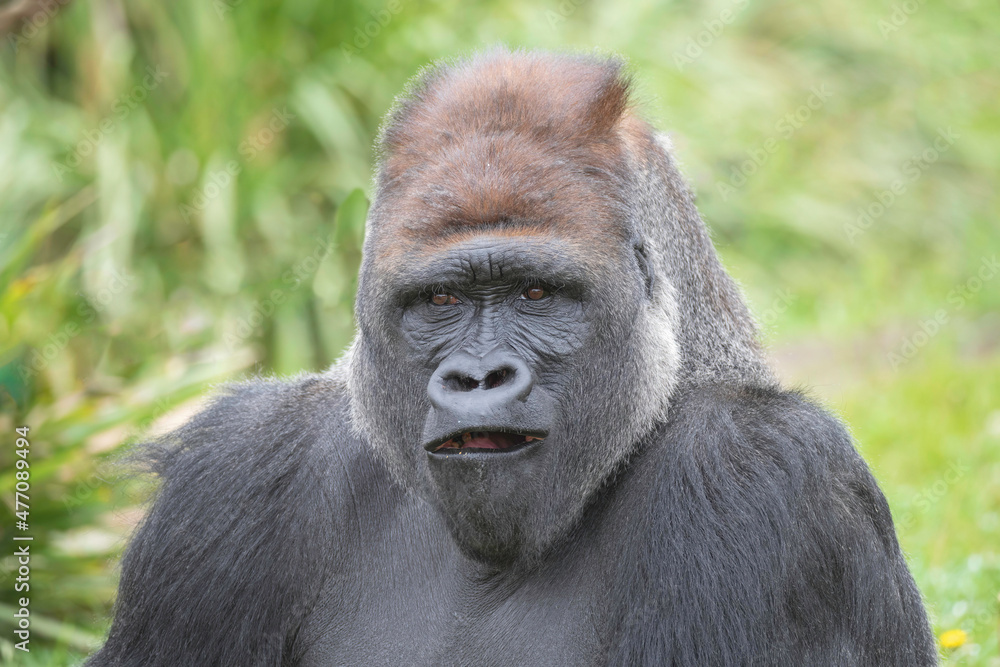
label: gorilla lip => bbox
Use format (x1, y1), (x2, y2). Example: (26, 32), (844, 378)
(427, 430), (544, 454)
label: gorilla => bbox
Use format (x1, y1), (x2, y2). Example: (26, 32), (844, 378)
(89, 50), (937, 666)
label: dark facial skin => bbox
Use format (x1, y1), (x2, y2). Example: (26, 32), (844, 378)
(392, 235), (596, 563)
(403, 243), (587, 448)
(352, 225), (657, 567)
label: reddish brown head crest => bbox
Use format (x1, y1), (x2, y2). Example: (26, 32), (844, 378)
(370, 49), (647, 259)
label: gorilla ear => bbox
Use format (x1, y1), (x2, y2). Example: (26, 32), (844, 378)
(634, 242), (655, 300)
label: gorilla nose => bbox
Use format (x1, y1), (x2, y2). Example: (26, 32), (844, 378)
(428, 349), (534, 414)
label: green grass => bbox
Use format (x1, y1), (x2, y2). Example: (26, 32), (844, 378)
(1, 0), (998, 663)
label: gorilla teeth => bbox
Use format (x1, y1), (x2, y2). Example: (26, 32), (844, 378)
(431, 432), (543, 452)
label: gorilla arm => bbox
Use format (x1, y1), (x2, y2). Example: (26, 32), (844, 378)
(609, 384), (937, 666)
(86, 375), (346, 666)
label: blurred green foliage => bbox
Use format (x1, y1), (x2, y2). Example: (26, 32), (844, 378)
(0, 0), (997, 664)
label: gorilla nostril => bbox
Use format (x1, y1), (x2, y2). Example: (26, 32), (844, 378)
(443, 374), (479, 392)
(484, 368), (512, 390)
(440, 368), (516, 392)
(428, 352), (533, 407)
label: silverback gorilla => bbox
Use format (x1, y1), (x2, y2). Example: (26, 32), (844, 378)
(89, 50), (937, 666)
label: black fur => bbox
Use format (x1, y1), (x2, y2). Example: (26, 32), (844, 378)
(608, 385), (935, 665)
(89, 380), (936, 665)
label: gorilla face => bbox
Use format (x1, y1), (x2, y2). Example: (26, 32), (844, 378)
(351, 230), (663, 565)
(405, 238), (583, 453)
(346, 51), (689, 566)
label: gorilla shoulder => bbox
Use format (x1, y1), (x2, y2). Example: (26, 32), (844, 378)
(87, 372), (375, 666)
(614, 383), (928, 665)
(141, 372), (372, 506)
(658, 383), (891, 537)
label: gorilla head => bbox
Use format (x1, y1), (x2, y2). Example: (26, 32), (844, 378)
(347, 49), (772, 566)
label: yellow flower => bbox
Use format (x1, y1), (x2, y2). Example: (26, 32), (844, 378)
(939, 629), (967, 649)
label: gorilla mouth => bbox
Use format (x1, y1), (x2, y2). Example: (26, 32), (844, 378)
(427, 431), (544, 454)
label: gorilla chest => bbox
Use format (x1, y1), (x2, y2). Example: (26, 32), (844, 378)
(297, 521), (614, 666)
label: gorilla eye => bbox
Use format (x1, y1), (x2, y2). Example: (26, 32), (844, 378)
(431, 293), (460, 306)
(522, 286), (549, 301)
